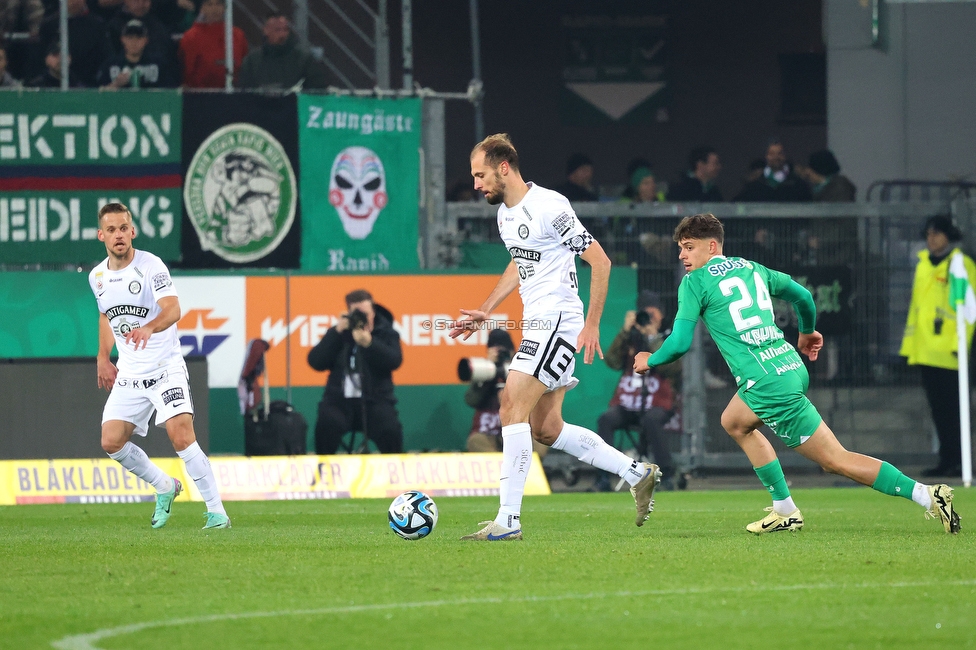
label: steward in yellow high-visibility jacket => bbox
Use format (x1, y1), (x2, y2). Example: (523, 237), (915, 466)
(899, 215), (975, 476)
(900, 246), (976, 369)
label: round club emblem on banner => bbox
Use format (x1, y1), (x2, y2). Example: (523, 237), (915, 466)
(328, 145), (387, 240)
(184, 123), (297, 263)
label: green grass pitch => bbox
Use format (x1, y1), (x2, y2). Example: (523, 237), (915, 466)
(2, 487), (975, 649)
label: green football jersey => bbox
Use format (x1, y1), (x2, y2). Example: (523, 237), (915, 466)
(674, 256), (805, 389)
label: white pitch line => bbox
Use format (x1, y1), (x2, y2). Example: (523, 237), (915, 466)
(51, 579), (976, 650)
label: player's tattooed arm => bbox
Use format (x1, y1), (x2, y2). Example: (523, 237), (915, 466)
(96, 313), (118, 391)
(125, 296), (181, 351)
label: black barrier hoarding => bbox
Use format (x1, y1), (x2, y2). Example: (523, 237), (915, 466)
(0, 357), (209, 459)
(773, 265), (853, 336)
(179, 93), (300, 269)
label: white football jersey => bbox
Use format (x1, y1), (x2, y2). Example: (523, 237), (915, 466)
(89, 249), (182, 375)
(496, 183), (593, 318)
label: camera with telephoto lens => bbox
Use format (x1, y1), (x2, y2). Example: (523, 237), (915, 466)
(347, 309), (368, 330)
(457, 348), (511, 385)
(628, 310), (653, 353)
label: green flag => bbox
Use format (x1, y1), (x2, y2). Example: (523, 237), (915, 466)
(298, 95), (421, 272)
(949, 252), (976, 324)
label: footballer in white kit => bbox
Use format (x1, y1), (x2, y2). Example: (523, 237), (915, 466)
(91, 202), (228, 530)
(89, 249), (193, 436)
(497, 182), (592, 391)
(452, 135), (662, 542)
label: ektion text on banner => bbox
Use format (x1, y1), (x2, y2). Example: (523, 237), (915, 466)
(0, 90), (182, 264)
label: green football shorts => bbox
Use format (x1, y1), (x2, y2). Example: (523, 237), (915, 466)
(738, 365), (823, 448)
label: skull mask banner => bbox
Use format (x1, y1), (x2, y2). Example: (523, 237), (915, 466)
(329, 146), (388, 240)
(298, 95), (421, 272)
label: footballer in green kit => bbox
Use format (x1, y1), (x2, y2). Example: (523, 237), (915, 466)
(635, 213), (961, 534)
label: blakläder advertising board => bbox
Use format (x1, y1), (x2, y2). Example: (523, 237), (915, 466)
(0, 454), (551, 504)
(0, 90), (182, 264)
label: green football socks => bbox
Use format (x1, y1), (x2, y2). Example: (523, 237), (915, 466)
(871, 461), (917, 501)
(754, 459), (792, 501)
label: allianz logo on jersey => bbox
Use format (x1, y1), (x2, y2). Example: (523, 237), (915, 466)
(177, 309), (230, 357)
(261, 313), (511, 348)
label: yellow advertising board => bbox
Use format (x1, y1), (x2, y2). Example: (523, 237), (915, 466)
(209, 455), (362, 500)
(348, 452), (550, 499)
(0, 458), (189, 506)
(0, 453), (550, 505)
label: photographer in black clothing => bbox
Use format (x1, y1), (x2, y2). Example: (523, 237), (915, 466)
(596, 291), (679, 490)
(307, 289), (404, 454)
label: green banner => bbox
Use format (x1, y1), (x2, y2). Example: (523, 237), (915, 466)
(0, 271), (97, 357)
(298, 95), (421, 272)
(0, 90), (182, 265)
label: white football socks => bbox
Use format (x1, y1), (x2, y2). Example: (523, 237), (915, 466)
(495, 423), (532, 529)
(912, 482), (932, 509)
(551, 423), (646, 487)
(108, 441), (173, 493)
(772, 497), (798, 516)
(177, 441), (226, 515)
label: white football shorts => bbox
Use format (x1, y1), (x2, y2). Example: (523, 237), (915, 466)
(102, 361), (194, 436)
(507, 311), (582, 392)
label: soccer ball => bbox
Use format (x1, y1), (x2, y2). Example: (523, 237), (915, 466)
(388, 490), (438, 540)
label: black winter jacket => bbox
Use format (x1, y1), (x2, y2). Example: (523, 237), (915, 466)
(307, 303), (402, 404)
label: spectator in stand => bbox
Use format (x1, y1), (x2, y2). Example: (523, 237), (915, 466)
(178, 0), (247, 88)
(611, 165), (664, 261)
(735, 139), (811, 202)
(238, 12), (328, 91)
(96, 18), (178, 88)
(620, 156), (652, 201)
(2, 0), (44, 81)
(107, 0), (175, 63)
(798, 149), (857, 202)
(0, 41), (22, 87)
(625, 166), (665, 204)
(554, 153), (599, 203)
(667, 146), (722, 202)
(28, 39), (70, 86)
(1, 0), (44, 38)
(793, 150), (857, 270)
(39, 0), (113, 87)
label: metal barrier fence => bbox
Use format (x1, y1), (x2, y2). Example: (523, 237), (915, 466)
(446, 200), (976, 472)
